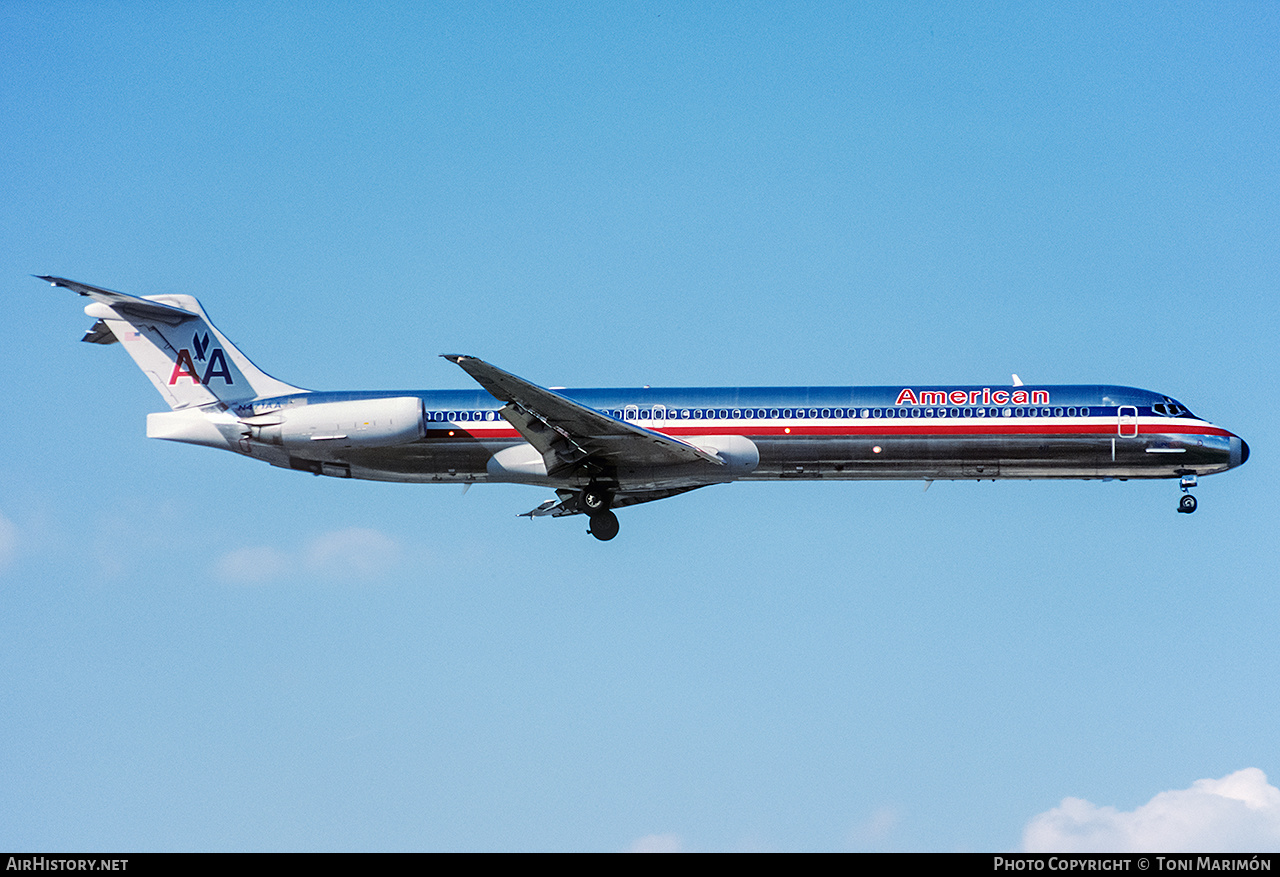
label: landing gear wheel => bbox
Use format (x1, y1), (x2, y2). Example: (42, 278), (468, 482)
(587, 509), (619, 541)
(1178, 494), (1198, 514)
(580, 485), (613, 515)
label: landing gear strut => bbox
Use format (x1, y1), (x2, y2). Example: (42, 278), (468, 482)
(581, 484), (619, 541)
(1178, 474), (1198, 514)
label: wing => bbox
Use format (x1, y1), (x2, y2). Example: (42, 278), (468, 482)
(442, 355), (724, 478)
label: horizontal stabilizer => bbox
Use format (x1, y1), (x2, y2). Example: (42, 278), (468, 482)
(81, 318), (119, 345)
(37, 275), (197, 324)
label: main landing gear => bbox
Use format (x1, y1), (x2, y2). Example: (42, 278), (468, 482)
(581, 485), (619, 541)
(1177, 475), (1198, 514)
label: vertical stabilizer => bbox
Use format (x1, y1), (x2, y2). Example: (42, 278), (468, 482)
(39, 276), (307, 410)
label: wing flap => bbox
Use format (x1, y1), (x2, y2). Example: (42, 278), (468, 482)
(520, 485), (709, 518)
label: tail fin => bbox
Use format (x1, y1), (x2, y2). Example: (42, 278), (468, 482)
(39, 276), (307, 410)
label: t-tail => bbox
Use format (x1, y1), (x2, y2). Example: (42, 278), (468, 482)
(39, 276), (306, 410)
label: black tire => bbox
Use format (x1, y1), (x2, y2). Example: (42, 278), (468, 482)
(588, 509), (620, 541)
(581, 486), (612, 514)
(1178, 494), (1198, 513)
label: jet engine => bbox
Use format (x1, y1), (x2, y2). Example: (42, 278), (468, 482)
(243, 397), (425, 450)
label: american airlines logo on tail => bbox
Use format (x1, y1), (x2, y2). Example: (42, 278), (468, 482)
(169, 331), (234, 385)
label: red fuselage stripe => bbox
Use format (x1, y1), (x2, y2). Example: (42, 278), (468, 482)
(426, 423), (1235, 439)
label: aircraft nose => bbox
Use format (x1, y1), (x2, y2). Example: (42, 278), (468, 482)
(1231, 436), (1249, 469)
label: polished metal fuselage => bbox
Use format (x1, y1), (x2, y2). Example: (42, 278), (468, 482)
(231, 384), (1245, 491)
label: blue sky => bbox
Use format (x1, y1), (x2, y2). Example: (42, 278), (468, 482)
(2, 2), (1278, 852)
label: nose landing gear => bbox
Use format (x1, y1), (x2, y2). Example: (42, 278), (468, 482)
(1177, 474), (1198, 514)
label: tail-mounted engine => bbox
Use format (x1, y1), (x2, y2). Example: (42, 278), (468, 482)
(241, 397), (425, 450)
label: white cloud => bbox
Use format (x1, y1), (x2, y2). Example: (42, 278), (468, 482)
(625, 833), (686, 853)
(216, 545), (290, 583)
(303, 527), (400, 579)
(848, 805), (901, 850)
(0, 512), (16, 573)
(215, 527), (401, 583)
(1022, 768), (1280, 853)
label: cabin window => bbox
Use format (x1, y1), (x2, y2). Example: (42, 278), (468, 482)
(1080, 407), (1090, 416)
(1055, 408), (1064, 416)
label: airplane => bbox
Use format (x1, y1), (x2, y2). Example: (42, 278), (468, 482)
(40, 275), (1250, 541)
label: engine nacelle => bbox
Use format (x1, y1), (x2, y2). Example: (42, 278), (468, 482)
(245, 397), (424, 450)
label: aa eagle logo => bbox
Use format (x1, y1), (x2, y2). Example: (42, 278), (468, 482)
(168, 331), (234, 385)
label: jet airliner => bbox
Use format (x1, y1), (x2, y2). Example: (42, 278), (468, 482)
(42, 276), (1249, 540)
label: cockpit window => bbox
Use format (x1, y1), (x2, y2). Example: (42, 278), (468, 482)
(1158, 396), (1194, 418)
